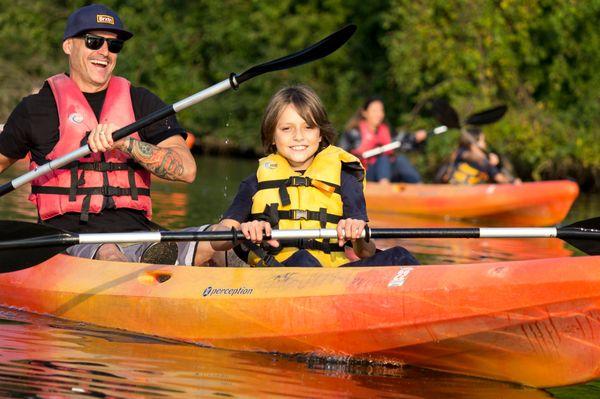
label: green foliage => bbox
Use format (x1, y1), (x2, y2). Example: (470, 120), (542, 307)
(383, 0), (600, 189)
(549, 379), (600, 399)
(0, 0), (598, 189)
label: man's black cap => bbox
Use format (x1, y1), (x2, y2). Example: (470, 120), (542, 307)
(63, 4), (133, 41)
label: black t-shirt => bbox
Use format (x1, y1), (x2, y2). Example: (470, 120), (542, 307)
(223, 171), (369, 223)
(0, 79), (186, 233)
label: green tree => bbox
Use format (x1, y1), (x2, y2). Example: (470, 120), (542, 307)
(383, 0), (600, 189)
(1, 0), (598, 189)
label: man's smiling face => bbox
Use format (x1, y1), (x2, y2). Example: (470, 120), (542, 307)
(63, 30), (119, 93)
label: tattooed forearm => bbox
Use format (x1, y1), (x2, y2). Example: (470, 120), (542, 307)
(122, 138), (186, 181)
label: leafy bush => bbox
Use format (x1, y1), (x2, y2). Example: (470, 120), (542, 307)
(1, 0), (597, 189)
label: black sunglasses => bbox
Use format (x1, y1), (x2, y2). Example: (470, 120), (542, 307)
(81, 34), (124, 54)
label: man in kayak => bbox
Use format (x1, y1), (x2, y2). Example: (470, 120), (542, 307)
(339, 97), (427, 183)
(0, 4), (199, 263)
(208, 85), (419, 267)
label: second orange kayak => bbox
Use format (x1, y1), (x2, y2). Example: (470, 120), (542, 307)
(366, 180), (579, 226)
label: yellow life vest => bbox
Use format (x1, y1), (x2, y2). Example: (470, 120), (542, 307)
(449, 162), (489, 185)
(249, 145), (365, 267)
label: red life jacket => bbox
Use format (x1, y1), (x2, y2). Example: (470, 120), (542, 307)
(353, 120), (393, 165)
(29, 74), (152, 222)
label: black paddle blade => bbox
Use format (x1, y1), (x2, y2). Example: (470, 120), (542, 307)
(429, 99), (461, 129)
(465, 105), (508, 126)
(558, 217), (600, 255)
(565, 217), (600, 230)
(0, 220), (65, 241)
(0, 220), (70, 273)
(235, 24), (357, 85)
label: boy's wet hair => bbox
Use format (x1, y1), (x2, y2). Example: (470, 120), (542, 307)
(261, 85), (336, 154)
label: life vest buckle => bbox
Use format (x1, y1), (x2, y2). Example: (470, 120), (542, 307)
(100, 186), (126, 196)
(291, 209), (308, 220)
(288, 176), (311, 187)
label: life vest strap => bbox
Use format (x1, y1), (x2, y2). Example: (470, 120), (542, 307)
(257, 177), (341, 206)
(251, 207), (342, 225)
(279, 238), (345, 253)
(288, 175), (311, 187)
(244, 242), (284, 267)
(128, 168), (138, 200)
(279, 209), (341, 224)
(257, 177), (341, 192)
(246, 237), (345, 267)
(69, 167), (79, 201)
(32, 186), (150, 223)
(57, 160), (145, 172)
(31, 186), (150, 197)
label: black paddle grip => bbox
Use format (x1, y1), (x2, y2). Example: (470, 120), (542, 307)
(111, 106), (176, 142)
(0, 183), (15, 197)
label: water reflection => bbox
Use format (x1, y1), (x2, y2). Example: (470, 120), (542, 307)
(0, 309), (553, 399)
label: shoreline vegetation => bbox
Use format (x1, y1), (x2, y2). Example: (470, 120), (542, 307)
(1, 1), (598, 191)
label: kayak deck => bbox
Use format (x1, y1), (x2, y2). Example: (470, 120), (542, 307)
(366, 180), (579, 226)
(1, 254), (599, 387)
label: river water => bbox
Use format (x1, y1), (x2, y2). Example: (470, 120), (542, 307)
(0, 156), (598, 398)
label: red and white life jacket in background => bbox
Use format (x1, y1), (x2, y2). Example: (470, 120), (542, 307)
(29, 73), (152, 222)
(352, 120), (393, 166)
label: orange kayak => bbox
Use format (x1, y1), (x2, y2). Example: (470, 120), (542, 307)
(1, 254), (599, 388)
(366, 180), (579, 226)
